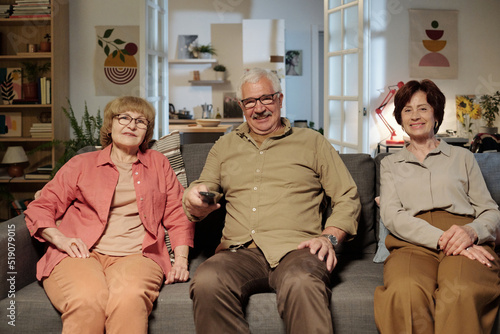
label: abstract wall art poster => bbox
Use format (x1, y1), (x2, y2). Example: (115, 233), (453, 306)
(409, 9), (458, 79)
(94, 26), (140, 96)
(0, 68), (22, 104)
(0, 112), (21, 137)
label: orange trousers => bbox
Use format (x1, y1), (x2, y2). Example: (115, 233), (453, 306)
(374, 210), (500, 334)
(43, 252), (164, 334)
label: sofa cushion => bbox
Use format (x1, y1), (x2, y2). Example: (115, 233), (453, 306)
(337, 154), (377, 254)
(151, 131), (187, 188)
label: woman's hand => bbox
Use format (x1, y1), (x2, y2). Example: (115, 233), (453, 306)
(165, 245), (190, 284)
(459, 244), (495, 267)
(165, 258), (189, 284)
(438, 225), (477, 256)
(39, 227), (89, 258)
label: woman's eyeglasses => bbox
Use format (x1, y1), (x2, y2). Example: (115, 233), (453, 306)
(115, 114), (149, 129)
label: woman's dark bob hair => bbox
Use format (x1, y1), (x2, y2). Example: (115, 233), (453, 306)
(393, 79), (445, 134)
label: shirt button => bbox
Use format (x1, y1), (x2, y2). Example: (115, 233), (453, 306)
(137, 181), (141, 184)
(253, 187), (257, 190)
(252, 208), (256, 212)
(260, 151), (264, 155)
(251, 230), (256, 234)
(140, 197), (144, 201)
(135, 172), (139, 175)
(256, 169), (261, 173)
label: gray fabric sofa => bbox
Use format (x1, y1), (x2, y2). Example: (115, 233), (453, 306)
(1, 143), (499, 333)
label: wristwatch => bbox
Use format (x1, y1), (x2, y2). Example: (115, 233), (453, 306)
(321, 234), (338, 247)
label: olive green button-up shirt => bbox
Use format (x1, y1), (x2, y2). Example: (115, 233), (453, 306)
(184, 118), (360, 267)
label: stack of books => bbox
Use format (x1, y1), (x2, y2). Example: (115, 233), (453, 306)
(10, 0), (50, 19)
(24, 164), (52, 180)
(10, 199), (32, 215)
(0, 5), (12, 18)
(30, 122), (52, 139)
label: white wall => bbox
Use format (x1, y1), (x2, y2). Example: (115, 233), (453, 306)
(368, 0), (500, 154)
(68, 0), (144, 124)
(168, 0), (323, 124)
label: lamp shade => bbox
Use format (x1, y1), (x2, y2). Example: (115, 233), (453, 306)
(2, 146), (29, 164)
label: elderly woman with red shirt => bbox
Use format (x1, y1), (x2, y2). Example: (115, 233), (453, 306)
(24, 96), (194, 334)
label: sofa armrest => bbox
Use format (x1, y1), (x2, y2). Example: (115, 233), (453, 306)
(0, 214), (43, 299)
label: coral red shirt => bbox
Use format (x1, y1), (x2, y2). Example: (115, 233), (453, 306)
(25, 145), (194, 280)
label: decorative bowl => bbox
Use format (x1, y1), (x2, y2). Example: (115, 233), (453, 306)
(196, 119), (221, 127)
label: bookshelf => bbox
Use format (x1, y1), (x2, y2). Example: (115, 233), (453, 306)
(0, 0), (69, 219)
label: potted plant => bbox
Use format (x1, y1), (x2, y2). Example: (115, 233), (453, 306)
(214, 64), (226, 81)
(191, 43), (216, 59)
(21, 61), (51, 101)
(40, 33), (51, 52)
(479, 91), (500, 134)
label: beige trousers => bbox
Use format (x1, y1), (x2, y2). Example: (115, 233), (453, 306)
(374, 210), (500, 334)
(43, 252), (164, 334)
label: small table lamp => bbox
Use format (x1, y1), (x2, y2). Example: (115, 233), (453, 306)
(2, 146), (29, 177)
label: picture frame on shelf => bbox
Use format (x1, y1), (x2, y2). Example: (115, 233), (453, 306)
(177, 35), (198, 59)
(0, 112), (22, 137)
(0, 68), (22, 105)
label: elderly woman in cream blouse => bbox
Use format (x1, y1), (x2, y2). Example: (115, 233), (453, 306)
(374, 79), (500, 334)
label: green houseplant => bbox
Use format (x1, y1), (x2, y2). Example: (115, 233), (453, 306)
(30, 100), (102, 177)
(214, 64), (226, 81)
(191, 43), (216, 59)
(21, 61), (51, 100)
(479, 91), (500, 133)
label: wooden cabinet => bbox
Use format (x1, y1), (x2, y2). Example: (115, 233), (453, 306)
(0, 1), (69, 219)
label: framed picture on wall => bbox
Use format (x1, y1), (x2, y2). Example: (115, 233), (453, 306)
(0, 112), (22, 137)
(223, 92), (243, 118)
(285, 50), (302, 76)
(177, 35), (198, 59)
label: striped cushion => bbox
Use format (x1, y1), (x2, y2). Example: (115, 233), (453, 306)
(151, 131), (188, 188)
(151, 130), (187, 262)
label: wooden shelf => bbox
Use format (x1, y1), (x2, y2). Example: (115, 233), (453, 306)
(0, 176), (50, 184)
(0, 137), (52, 142)
(0, 104), (52, 108)
(189, 80), (229, 85)
(169, 59), (217, 64)
(0, 17), (51, 26)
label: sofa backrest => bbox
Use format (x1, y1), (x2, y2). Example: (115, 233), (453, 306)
(180, 143), (377, 256)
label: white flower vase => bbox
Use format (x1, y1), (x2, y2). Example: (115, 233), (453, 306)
(200, 52), (211, 59)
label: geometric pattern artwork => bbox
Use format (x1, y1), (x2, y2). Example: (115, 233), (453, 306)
(409, 9), (458, 79)
(94, 26), (140, 96)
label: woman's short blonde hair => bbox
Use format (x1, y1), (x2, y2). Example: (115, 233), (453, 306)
(100, 96), (156, 152)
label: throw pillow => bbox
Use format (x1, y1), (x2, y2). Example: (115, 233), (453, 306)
(151, 130), (188, 262)
(151, 130), (188, 188)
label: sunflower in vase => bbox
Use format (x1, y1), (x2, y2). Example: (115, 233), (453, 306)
(456, 95), (481, 138)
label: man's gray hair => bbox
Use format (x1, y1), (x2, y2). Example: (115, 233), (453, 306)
(236, 68), (282, 100)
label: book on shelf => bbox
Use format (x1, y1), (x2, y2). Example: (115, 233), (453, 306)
(10, 198), (32, 216)
(38, 77), (51, 105)
(24, 171), (51, 180)
(36, 164), (52, 173)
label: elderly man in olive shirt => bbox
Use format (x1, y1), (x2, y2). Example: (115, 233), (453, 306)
(183, 68), (361, 334)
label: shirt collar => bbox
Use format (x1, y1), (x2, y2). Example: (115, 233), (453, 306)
(395, 139), (451, 163)
(235, 117), (292, 138)
(96, 144), (150, 168)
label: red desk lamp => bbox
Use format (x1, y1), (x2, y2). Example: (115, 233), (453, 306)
(375, 81), (405, 144)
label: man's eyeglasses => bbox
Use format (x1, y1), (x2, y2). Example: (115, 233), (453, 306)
(240, 92), (280, 109)
(115, 114), (149, 129)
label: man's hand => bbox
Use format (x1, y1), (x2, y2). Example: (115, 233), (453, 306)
(297, 236), (337, 272)
(184, 184), (221, 220)
(438, 224), (477, 255)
